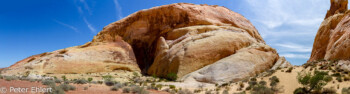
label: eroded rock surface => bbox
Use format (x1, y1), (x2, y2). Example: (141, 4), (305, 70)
(1, 39), (140, 76)
(309, 0), (350, 62)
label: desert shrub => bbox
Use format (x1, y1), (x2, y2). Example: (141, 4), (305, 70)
(0, 75), (3, 79)
(322, 88), (336, 94)
(123, 88), (131, 93)
(49, 85), (65, 94)
(84, 87), (88, 90)
(251, 85), (274, 94)
(286, 67), (293, 73)
(97, 81), (103, 84)
(59, 84), (75, 91)
(178, 89), (193, 94)
(323, 75), (333, 82)
(337, 77), (343, 82)
(104, 80), (115, 86)
(342, 87), (350, 94)
(344, 76), (350, 81)
(156, 84), (163, 90)
(331, 72), (341, 77)
(111, 86), (119, 91)
(205, 90), (212, 94)
(55, 79), (62, 83)
(74, 78), (88, 84)
(269, 76), (280, 87)
(29, 79), (36, 82)
(61, 76), (67, 81)
(88, 78), (93, 82)
(169, 85), (176, 89)
(246, 78), (258, 90)
(42, 79), (55, 85)
(259, 81), (267, 86)
(295, 71), (330, 93)
(294, 87), (307, 94)
(4, 76), (16, 81)
(166, 73), (178, 81)
(102, 75), (113, 81)
(222, 89), (229, 94)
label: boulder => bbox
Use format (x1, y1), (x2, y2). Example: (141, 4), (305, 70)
(180, 43), (278, 84)
(270, 57), (292, 70)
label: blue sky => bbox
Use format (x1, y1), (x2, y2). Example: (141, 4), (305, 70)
(0, 0), (334, 68)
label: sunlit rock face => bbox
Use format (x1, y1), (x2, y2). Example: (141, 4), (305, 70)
(309, 0), (350, 62)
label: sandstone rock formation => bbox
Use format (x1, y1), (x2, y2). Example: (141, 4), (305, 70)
(1, 39), (140, 76)
(270, 57), (292, 70)
(325, 0), (348, 19)
(309, 0), (350, 62)
(92, 3), (264, 73)
(2, 3), (284, 84)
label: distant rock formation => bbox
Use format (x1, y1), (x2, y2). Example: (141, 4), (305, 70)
(2, 3), (288, 84)
(309, 0), (350, 62)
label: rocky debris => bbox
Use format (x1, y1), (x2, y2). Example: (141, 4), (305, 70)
(1, 39), (140, 76)
(270, 57), (292, 70)
(337, 60), (350, 72)
(325, 0), (348, 19)
(309, 0), (350, 62)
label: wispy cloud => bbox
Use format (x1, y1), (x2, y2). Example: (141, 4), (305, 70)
(79, 0), (92, 15)
(74, 0), (96, 34)
(275, 43), (312, 53)
(280, 53), (310, 59)
(83, 17), (96, 33)
(113, 0), (123, 20)
(53, 20), (79, 33)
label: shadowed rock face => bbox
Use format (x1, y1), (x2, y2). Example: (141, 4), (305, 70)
(309, 0), (350, 62)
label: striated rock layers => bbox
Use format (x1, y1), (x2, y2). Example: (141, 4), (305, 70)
(309, 0), (350, 62)
(1, 39), (140, 76)
(3, 3), (285, 84)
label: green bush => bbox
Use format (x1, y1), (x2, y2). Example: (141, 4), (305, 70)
(49, 85), (65, 94)
(286, 67), (293, 73)
(61, 76), (67, 81)
(169, 85), (176, 89)
(337, 77), (343, 82)
(259, 81), (267, 86)
(166, 73), (178, 81)
(294, 87), (307, 94)
(156, 84), (163, 90)
(269, 76), (280, 87)
(222, 89), (229, 94)
(295, 71), (330, 93)
(323, 75), (333, 82)
(102, 75), (113, 81)
(88, 78), (93, 82)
